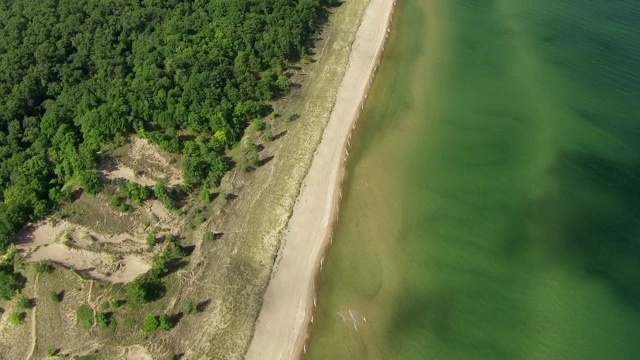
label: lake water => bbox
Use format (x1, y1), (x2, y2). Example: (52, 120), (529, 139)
(306, 0), (640, 359)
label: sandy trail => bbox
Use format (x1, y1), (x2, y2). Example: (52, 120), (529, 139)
(26, 274), (38, 360)
(245, 0), (396, 358)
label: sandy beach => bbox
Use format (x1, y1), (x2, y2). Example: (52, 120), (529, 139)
(245, 0), (396, 358)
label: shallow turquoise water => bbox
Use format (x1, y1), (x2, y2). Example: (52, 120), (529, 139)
(307, 0), (640, 359)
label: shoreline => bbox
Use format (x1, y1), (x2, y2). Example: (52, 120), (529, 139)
(245, 0), (397, 358)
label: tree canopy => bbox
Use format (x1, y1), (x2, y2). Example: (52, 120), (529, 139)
(0, 0), (330, 252)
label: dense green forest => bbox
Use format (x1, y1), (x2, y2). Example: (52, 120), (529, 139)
(0, 0), (331, 258)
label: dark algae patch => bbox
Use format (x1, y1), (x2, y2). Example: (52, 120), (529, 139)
(307, 0), (640, 359)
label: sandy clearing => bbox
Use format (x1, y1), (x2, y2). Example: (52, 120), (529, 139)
(101, 136), (183, 186)
(245, 0), (396, 358)
(14, 221), (71, 247)
(102, 165), (157, 186)
(16, 220), (145, 248)
(128, 137), (183, 186)
(11, 194), (183, 287)
(26, 244), (150, 284)
(120, 344), (153, 360)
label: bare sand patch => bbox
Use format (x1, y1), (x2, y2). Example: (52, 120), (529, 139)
(245, 0), (397, 358)
(16, 218), (152, 283)
(121, 344), (153, 360)
(101, 136), (182, 186)
(129, 137), (173, 169)
(26, 244), (149, 283)
(102, 165), (157, 186)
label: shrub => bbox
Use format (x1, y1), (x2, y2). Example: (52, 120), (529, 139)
(149, 255), (170, 278)
(204, 231), (216, 242)
(154, 181), (176, 210)
(111, 195), (124, 208)
(252, 118), (264, 132)
(96, 311), (116, 333)
(34, 261), (55, 274)
(200, 189), (212, 202)
(243, 140), (259, 172)
(10, 311), (26, 325)
(47, 348), (59, 357)
(183, 300), (197, 315)
(125, 182), (152, 205)
(159, 313), (173, 330)
(96, 312), (109, 327)
(80, 171), (102, 195)
(76, 305), (94, 328)
(126, 278), (165, 304)
(143, 315), (159, 332)
(111, 195), (130, 212)
(163, 241), (188, 258)
(51, 291), (63, 303)
(126, 280), (147, 304)
(264, 124), (273, 142)
(16, 295), (32, 310)
(0, 266), (23, 300)
(146, 234), (158, 247)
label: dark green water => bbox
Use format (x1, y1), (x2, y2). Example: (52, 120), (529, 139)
(307, 0), (640, 359)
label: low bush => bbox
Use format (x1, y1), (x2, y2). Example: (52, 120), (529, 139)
(143, 315), (159, 333)
(16, 295), (32, 310)
(183, 300), (197, 315)
(76, 305), (94, 328)
(34, 261), (55, 274)
(159, 313), (173, 330)
(10, 311), (25, 325)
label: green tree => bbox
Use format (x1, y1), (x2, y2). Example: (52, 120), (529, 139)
(150, 256), (171, 278)
(0, 266), (22, 300)
(79, 171), (102, 195)
(125, 182), (152, 205)
(126, 278), (165, 304)
(143, 315), (159, 333)
(126, 280), (148, 305)
(153, 181), (176, 210)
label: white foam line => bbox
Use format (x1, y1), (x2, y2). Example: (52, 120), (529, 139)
(348, 309), (359, 332)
